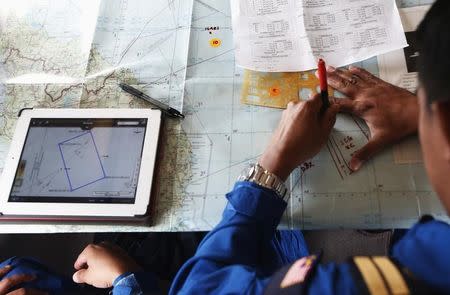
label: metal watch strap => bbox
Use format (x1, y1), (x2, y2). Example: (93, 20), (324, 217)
(238, 163), (289, 200)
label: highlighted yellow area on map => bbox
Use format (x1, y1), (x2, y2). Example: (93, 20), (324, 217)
(209, 38), (221, 47)
(241, 70), (334, 109)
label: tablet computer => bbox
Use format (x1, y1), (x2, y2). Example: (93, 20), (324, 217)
(0, 108), (161, 220)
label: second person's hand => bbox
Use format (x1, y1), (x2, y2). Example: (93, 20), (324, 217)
(73, 242), (142, 289)
(325, 66), (419, 171)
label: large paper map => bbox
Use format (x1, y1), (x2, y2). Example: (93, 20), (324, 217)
(0, 0), (192, 170)
(0, 0), (447, 233)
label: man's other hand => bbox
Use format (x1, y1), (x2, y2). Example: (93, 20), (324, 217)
(0, 265), (47, 295)
(260, 94), (339, 180)
(73, 242), (142, 289)
(326, 66), (419, 171)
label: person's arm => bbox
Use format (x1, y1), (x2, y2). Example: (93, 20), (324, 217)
(322, 65), (419, 171)
(170, 94), (339, 295)
(72, 243), (159, 295)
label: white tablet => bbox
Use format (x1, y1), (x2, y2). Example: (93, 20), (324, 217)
(0, 108), (161, 219)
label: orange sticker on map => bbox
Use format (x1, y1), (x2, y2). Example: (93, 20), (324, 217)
(209, 38), (221, 47)
(269, 86), (281, 96)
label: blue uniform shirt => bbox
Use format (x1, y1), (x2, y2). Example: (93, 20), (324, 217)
(169, 181), (450, 294)
(2, 181), (449, 294)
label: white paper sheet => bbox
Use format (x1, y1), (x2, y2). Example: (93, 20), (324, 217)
(231, 0), (408, 72)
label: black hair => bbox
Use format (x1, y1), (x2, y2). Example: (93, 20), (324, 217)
(417, 0), (450, 104)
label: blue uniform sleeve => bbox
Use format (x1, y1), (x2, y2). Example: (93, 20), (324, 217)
(169, 181), (288, 294)
(169, 182), (362, 295)
(112, 271), (159, 295)
(0, 258), (159, 295)
(391, 219), (450, 291)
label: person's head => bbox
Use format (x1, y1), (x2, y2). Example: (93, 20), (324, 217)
(417, 0), (450, 212)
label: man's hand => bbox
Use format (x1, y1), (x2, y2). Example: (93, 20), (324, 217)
(260, 94), (339, 180)
(73, 242), (142, 289)
(326, 66), (419, 171)
(0, 265), (46, 295)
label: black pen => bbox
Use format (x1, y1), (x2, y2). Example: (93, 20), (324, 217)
(119, 83), (185, 119)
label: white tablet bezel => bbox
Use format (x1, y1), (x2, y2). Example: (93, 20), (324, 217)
(0, 108), (161, 217)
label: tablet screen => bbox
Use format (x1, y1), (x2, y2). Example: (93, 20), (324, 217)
(9, 118), (148, 204)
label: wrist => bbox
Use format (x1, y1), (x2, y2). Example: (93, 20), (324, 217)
(112, 266), (142, 285)
(112, 271), (133, 286)
(259, 151), (294, 181)
(406, 97), (419, 134)
(396, 91), (419, 136)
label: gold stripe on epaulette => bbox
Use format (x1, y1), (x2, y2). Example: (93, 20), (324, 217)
(372, 257), (410, 295)
(353, 256), (389, 295)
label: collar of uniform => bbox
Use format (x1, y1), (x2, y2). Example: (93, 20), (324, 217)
(391, 218), (450, 292)
(225, 181), (287, 227)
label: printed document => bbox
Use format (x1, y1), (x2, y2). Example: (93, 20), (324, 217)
(231, 0), (408, 72)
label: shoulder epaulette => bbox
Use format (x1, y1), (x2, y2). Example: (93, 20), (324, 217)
(350, 256), (443, 295)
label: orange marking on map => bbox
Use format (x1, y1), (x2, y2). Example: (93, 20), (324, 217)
(269, 86), (281, 96)
(209, 38), (221, 47)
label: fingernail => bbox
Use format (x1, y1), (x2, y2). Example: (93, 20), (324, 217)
(349, 158), (363, 171)
(348, 65), (356, 70)
(72, 273), (79, 283)
(326, 65), (335, 72)
(4, 265), (11, 268)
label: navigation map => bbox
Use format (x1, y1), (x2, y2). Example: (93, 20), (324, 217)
(0, 0), (193, 171)
(1, 0), (447, 233)
(150, 0), (446, 231)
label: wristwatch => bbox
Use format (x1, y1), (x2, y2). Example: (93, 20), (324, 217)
(238, 163), (289, 200)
